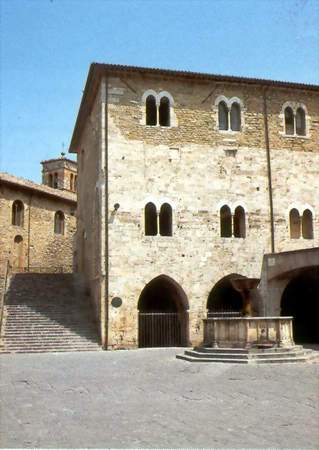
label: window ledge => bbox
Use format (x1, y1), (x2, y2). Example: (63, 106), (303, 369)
(144, 125), (175, 129)
(143, 235), (174, 240)
(280, 132), (309, 140)
(217, 129), (242, 135)
(220, 236), (246, 240)
(290, 237), (314, 240)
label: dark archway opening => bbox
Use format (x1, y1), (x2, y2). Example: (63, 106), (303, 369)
(145, 202), (157, 236)
(220, 205), (232, 237)
(146, 95), (157, 126)
(281, 267), (319, 343)
(207, 274), (245, 316)
(233, 206), (246, 238)
(159, 203), (172, 236)
(138, 275), (189, 347)
(159, 97), (170, 126)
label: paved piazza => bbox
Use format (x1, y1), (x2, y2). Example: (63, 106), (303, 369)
(0, 349), (318, 448)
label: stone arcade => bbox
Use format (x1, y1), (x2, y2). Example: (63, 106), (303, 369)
(69, 63), (319, 350)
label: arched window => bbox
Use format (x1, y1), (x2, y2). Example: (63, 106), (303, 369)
(53, 172), (58, 189)
(159, 97), (170, 127)
(218, 102), (229, 130)
(159, 203), (172, 236)
(233, 206), (246, 238)
(70, 173), (74, 191)
(289, 208), (301, 239)
(74, 175), (77, 191)
(230, 103), (241, 131)
(220, 205), (232, 237)
(48, 174), (53, 187)
(296, 107), (306, 136)
(13, 235), (24, 269)
(54, 211), (65, 235)
(145, 203), (157, 236)
(284, 107), (294, 135)
(302, 209), (313, 239)
(12, 200), (24, 227)
(146, 95), (157, 126)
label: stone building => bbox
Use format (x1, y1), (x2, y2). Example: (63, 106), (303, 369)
(68, 63), (319, 350)
(41, 156), (78, 192)
(0, 157), (77, 278)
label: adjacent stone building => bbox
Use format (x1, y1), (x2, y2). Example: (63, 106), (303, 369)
(0, 157), (77, 279)
(69, 63), (319, 349)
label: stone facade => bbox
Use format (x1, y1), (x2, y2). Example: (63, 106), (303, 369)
(69, 63), (319, 349)
(0, 165), (77, 279)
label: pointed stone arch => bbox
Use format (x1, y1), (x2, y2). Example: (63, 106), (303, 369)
(207, 273), (246, 314)
(138, 275), (189, 347)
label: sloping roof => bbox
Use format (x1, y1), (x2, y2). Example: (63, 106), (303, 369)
(0, 172), (77, 204)
(69, 62), (319, 153)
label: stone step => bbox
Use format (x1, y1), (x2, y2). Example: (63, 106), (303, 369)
(184, 349), (312, 359)
(1, 272), (101, 354)
(4, 341), (101, 348)
(4, 335), (98, 345)
(3, 344), (100, 350)
(0, 348), (100, 354)
(3, 333), (97, 339)
(176, 354), (310, 364)
(5, 318), (96, 324)
(193, 345), (304, 353)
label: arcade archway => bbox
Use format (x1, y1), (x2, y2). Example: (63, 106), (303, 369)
(138, 275), (189, 347)
(281, 267), (319, 343)
(207, 273), (246, 316)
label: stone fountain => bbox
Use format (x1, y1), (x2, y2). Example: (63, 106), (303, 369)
(176, 276), (318, 363)
(203, 277), (294, 350)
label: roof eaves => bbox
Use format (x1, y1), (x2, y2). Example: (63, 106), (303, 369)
(0, 175), (77, 204)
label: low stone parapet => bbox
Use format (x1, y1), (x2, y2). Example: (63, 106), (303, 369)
(203, 316), (294, 348)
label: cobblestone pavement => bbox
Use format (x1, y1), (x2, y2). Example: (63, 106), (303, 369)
(0, 349), (318, 448)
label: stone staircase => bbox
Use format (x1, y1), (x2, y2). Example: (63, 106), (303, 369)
(0, 273), (101, 353)
(177, 345), (319, 364)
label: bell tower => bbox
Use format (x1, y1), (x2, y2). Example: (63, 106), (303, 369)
(41, 153), (78, 192)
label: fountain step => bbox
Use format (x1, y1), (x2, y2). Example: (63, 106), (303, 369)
(193, 345), (304, 354)
(176, 354), (310, 364)
(177, 346), (319, 364)
(184, 349), (312, 360)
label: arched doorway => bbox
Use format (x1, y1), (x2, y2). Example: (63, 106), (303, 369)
(207, 273), (245, 316)
(138, 275), (189, 347)
(281, 267), (319, 343)
(13, 235), (24, 269)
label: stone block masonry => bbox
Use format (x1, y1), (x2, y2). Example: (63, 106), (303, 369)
(70, 64), (319, 349)
(0, 173), (76, 276)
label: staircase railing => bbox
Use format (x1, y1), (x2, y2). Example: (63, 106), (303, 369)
(0, 260), (11, 335)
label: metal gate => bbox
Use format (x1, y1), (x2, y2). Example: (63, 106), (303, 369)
(138, 312), (186, 347)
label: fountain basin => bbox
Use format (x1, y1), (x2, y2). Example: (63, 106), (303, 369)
(203, 316), (294, 349)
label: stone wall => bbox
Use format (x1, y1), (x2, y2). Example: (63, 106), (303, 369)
(104, 73), (318, 349)
(72, 68), (318, 349)
(0, 184), (76, 274)
(75, 82), (106, 331)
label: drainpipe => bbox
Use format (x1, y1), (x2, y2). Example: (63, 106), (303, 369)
(100, 74), (109, 349)
(27, 193), (33, 270)
(262, 87), (275, 254)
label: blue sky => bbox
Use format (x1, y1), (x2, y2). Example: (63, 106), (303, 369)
(1, 0), (318, 183)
